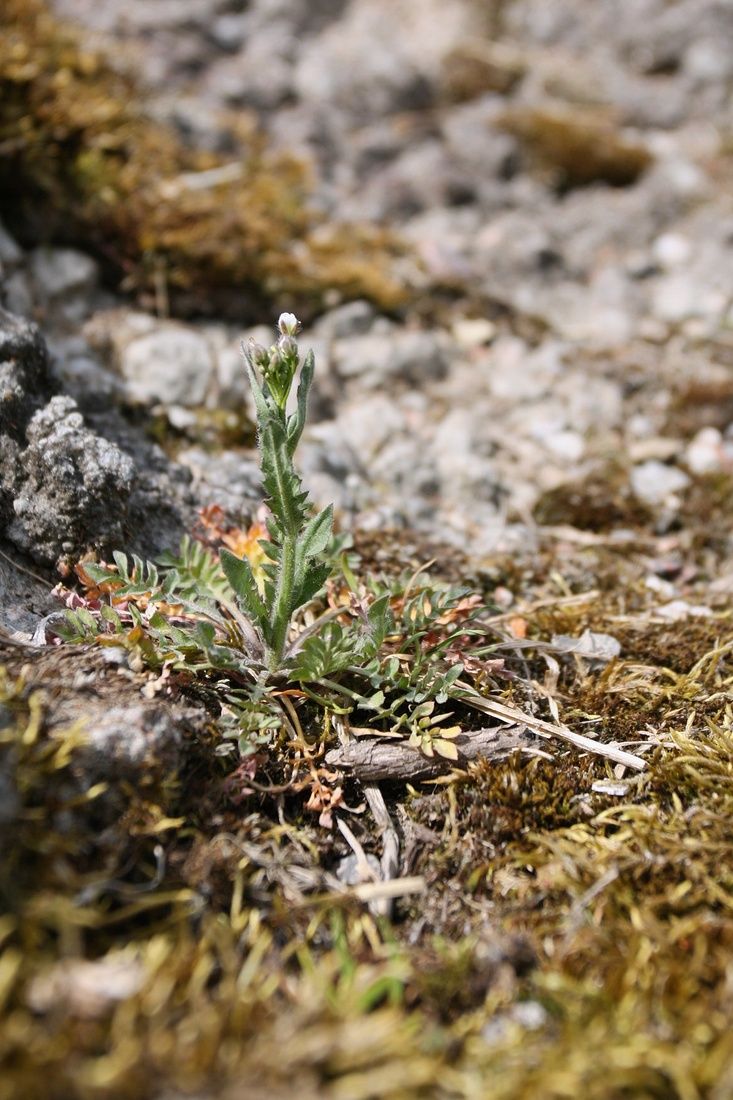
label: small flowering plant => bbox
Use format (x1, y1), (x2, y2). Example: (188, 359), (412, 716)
(56, 313), (491, 773)
(220, 313), (338, 671)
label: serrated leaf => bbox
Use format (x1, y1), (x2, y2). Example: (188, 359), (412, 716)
(299, 505), (333, 562)
(220, 549), (268, 630)
(244, 356), (271, 429)
(260, 421), (309, 536)
(294, 562), (330, 608)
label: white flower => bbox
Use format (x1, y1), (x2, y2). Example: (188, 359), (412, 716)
(277, 312), (300, 336)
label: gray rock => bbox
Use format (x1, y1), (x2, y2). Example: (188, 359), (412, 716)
(5, 395), (135, 566)
(630, 460), (690, 507)
(119, 326), (214, 406)
(50, 353), (124, 412)
(209, 26), (297, 109)
(0, 308), (53, 444)
(176, 447), (262, 515)
(0, 545), (57, 634)
(29, 247), (99, 301)
(313, 300), (377, 339)
(333, 330), (451, 387)
(208, 13), (248, 51)
(1, 271), (34, 318)
(292, 0), (477, 121)
(0, 221), (23, 268)
(79, 701), (187, 781)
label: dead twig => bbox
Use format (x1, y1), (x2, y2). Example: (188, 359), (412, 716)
(475, 588), (600, 628)
(326, 724), (535, 783)
(363, 784), (401, 918)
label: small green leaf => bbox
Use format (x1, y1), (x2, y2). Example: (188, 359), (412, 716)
(220, 549), (268, 629)
(299, 505), (333, 561)
(193, 622), (216, 648)
(112, 550), (128, 576)
(294, 562), (330, 608)
(287, 349), (314, 455)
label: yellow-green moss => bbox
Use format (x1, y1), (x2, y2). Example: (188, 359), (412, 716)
(0, 0), (408, 320)
(3, 508), (733, 1098)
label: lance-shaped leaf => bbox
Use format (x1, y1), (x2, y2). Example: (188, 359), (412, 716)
(299, 505), (333, 563)
(260, 420), (310, 536)
(293, 562), (331, 610)
(220, 548), (269, 632)
(287, 349), (314, 456)
(367, 593), (393, 648)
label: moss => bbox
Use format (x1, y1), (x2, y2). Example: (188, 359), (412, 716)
(3, 511), (733, 1098)
(678, 473), (733, 556)
(0, 0), (409, 320)
(498, 103), (652, 189)
(614, 619), (733, 673)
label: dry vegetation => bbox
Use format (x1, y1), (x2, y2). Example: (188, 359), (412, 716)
(1, 503), (732, 1099)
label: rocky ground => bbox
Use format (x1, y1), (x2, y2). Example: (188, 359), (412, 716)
(1, 1), (733, 1098)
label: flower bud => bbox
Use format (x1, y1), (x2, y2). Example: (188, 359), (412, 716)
(277, 334), (298, 359)
(247, 338), (270, 369)
(278, 312), (300, 337)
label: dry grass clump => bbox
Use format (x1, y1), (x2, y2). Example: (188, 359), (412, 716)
(404, 633), (733, 1097)
(0, 0), (407, 319)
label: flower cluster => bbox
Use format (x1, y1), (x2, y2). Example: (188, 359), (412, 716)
(247, 312), (302, 413)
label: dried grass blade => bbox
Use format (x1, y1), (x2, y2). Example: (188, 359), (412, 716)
(459, 684), (647, 771)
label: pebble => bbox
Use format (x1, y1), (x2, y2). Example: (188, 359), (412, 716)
(333, 330), (451, 386)
(630, 460), (690, 506)
(0, 221), (23, 266)
(313, 300), (377, 339)
(29, 248), (99, 301)
(119, 326), (214, 406)
(652, 233), (691, 269)
(684, 427), (733, 475)
(451, 317), (497, 349)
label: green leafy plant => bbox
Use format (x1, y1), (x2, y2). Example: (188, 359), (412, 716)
(220, 313), (337, 673)
(56, 316), (503, 772)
